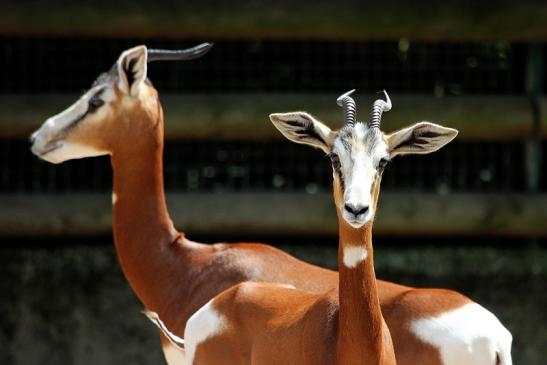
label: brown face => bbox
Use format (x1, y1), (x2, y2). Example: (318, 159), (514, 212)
(30, 45), (153, 164)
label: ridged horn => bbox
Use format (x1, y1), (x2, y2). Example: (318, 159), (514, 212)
(147, 42), (214, 62)
(369, 90), (392, 129)
(336, 89), (357, 127)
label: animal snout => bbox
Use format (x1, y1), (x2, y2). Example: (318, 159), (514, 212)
(344, 203), (369, 217)
(29, 129), (41, 145)
(29, 129), (55, 157)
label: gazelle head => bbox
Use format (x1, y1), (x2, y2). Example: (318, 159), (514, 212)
(270, 90), (458, 229)
(30, 43), (212, 164)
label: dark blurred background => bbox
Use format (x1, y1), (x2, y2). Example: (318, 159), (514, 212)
(0, 1), (546, 364)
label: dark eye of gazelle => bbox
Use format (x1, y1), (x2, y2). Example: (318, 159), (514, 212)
(88, 91), (105, 112)
(328, 153), (341, 171)
(378, 157), (389, 170)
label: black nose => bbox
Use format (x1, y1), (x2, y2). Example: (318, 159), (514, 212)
(344, 203), (369, 217)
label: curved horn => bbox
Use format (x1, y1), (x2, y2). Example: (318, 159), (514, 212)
(147, 42), (214, 62)
(336, 89), (357, 127)
(369, 90), (392, 129)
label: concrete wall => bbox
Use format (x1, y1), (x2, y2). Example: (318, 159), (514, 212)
(1, 240), (545, 364)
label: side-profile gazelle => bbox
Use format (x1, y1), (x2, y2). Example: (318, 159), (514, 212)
(30, 43), (512, 365)
(147, 91), (513, 365)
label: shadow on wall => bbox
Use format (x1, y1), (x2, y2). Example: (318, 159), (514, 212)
(0, 245), (163, 365)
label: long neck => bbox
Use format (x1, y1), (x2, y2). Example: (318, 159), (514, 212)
(336, 217), (394, 364)
(110, 105), (180, 309)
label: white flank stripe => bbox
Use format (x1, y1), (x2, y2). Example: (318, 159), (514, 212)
(184, 300), (226, 364)
(410, 303), (513, 365)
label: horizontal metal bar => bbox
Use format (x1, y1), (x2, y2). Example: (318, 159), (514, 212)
(2, 192), (546, 238)
(2, 1), (547, 41)
(0, 93), (536, 140)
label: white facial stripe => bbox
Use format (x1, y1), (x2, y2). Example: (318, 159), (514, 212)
(353, 123), (368, 142)
(43, 85), (115, 137)
(101, 87), (116, 103)
(411, 303), (513, 365)
(47, 85), (108, 132)
(46, 94), (88, 131)
(343, 245), (368, 268)
(334, 138), (352, 175)
(346, 150), (374, 197)
(334, 124), (389, 227)
(112, 192), (118, 205)
(184, 300), (226, 365)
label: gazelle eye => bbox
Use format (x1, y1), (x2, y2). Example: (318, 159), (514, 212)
(88, 95), (104, 111)
(378, 158), (389, 170)
(329, 153), (341, 171)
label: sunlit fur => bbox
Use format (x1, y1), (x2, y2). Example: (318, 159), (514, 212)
(30, 48), (512, 365)
(156, 115), (406, 365)
(161, 111), (468, 365)
(269, 110), (511, 365)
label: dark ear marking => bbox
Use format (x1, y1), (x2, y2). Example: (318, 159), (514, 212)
(416, 130), (441, 139)
(286, 120), (303, 127)
(302, 118), (325, 145)
(389, 122), (458, 157)
(391, 139), (407, 151)
(284, 116), (326, 145)
(391, 126), (456, 152)
(124, 57), (138, 90)
(270, 112), (334, 153)
(391, 129), (431, 151)
(392, 135), (424, 151)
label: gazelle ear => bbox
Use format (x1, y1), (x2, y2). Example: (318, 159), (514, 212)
(386, 122), (458, 158)
(117, 45), (148, 97)
(269, 112), (335, 154)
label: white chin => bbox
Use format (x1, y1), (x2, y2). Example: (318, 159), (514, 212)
(37, 142), (108, 164)
(31, 144), (62, 164)
(39, 154), (65, 164)
(346, 219), (366, 228)
(342, 210), (373, 228)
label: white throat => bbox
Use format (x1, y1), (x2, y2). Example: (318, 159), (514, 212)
(343, 245), (368, 268)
